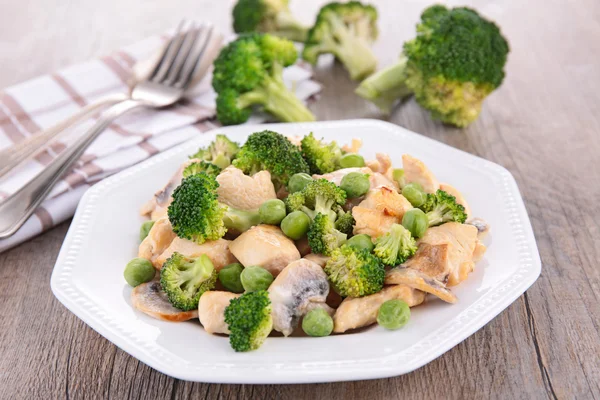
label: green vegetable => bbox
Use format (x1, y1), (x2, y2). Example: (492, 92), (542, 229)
(139, 220), (155, 242)
(345, 233), (374, 252)
(340, 172), (370, 198)
(373, 224), (417, 266)
(302, 308), (334, 337)
(285, 178), (346, 221)
(334, 208), (355, 235)
(280, 210), (311, 240)
(402, 208), (428, 238)
(224, 290), (273, 352)
(420, 189), (467, 226)
(303, 1), (379, 81)
(377, 299), (410, 330)
(402, 182), (427, 207)
(124, 258), (155, 287)
(212, 34), (315, 126)
(300, 132), (343, 174)
(338, 153), (365, 168)
(241, 265), (274, 292)
(288, 172), (313, 194)
(218, 263), (245, 293)
(190, 134), (240, 169)
(392, 168), (405, 189)
(356, 5), (509, 127)
(233, 130), (310, 189)
(307, 213), (347, 256)
(259, 199), (287, 225)
(160, 253), (217, 311)
(182, 161), (222, 178)
(324, 244), (385, 297)
(232, 0), (308, 42)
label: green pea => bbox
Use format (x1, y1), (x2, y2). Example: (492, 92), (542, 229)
(402, 182), (427, 207)
(302, 308), (334, 337)
(288, 173), (313, 194)
(340, 172), (370, 198)
(339, 153), (365, 168)
(402, 208), (428, 238)
(345, 234), (374, 252)
(392, 168), (406, 189)
(218, 263), (245, 293)
(377, 299), (411, 330)
(139, 220), (155, 242)
(259, 199), (287, 225)
(240, 265), (274, 292)
(124, 258), (155, 287)
(280, 211), (311, 240)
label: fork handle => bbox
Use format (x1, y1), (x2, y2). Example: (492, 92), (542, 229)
(0, 99), (145, 239)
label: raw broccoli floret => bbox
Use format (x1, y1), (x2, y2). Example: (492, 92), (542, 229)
(300, 132), (344, 174)
(190, 134), (240, 169)
(285, 178), (346, 221)
(168, 174), (260, 243)
(212, 33), (315, 125)
(334, 208), (355, 235)
(308, 213), (347, 255)
(232, 0), (308, 42)
(303, 1), (378, 81)
(419, 189), (467, 226)
(373, 224), (417, 266)
(324, 244), (385, 297)
(224, 290), (273, 352)
(182, 161), (222, 178)
(356, 5), (509, 127)
(160, 252), (217, 311)
(233, 130), (309, 188)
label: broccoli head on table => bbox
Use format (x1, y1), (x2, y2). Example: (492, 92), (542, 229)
(232, 0), (308, 42)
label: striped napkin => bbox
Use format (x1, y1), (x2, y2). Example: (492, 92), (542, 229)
(0, 34), (321, 253)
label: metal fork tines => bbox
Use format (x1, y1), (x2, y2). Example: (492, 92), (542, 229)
(0, 20), (218, 239)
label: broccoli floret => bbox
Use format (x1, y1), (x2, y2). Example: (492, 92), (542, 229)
(233, 130), (309, 188)
(308, 213), (347, 255)
(419, 189), (467, 226)
(334, 208), (355, 235)
(303, 1), (378, 81)
(232, 0), (308, 42)
(160, 252), (217, 311)
(190, 134), (240, 168)
(356, 5), (509, 127)
(285, 178), (346, 221)
(182, 161), (222, 178)
(324, 244), (385, 297)
(212, 33), (315, 125)
(224, 290), (273, 352)
(300, 132), (344, 174)
(373, 224), (417, 266)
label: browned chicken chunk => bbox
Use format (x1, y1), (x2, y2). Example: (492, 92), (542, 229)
(138, 217), (176, 267)
(155, 237), (237, 270)
(198, 291), (241, 334)
(402, 154), (440, 194)
(352, 185), (412, 238)
(385, 268), (457, 303)
(216, 166), (277, 211)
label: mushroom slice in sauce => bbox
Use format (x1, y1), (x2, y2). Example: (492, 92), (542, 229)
(131, 280), (198, 322)
(385, 268), (458, 304)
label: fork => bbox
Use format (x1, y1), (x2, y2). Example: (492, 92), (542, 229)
(0, 20), (214, 239)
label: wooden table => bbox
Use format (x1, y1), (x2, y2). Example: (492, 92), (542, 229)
(1, 0), (599, 398)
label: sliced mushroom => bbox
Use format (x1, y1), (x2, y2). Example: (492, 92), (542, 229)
(467, 217), (491, 239)
(131, 280), (198, 322)
(385, 268), (457, 304)
(268, 259), (330, 336)
(198, 291), (241, 334)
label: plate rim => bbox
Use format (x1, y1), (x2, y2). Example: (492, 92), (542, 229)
(50, 119), (541, 384)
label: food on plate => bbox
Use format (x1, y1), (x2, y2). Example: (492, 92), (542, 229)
(356, 5), (509, 127)
(338, 153), (366, 168)
(131, 131), (489, 352)
(139, 220), (155, 242)
(303, 1), (379, 81)
(212, 34), (315, 125)
(232, 0), (308, 42)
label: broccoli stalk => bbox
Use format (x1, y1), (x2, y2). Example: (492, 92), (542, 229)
(224, 290), (273, 352)
(160, 253), (217, 311)
(222, 205), (261, 234)
(285, 178), (347, 221)
(233, 0), (308, 42)
(420, 189), (467, 226)
(300, 132), (344, 174)
(190, 134), (240, 169)
(355, 56), (412, 114)
(373, 224), (417, 266)
(324, 244), (385, 297)
(307, 213), (347, 255)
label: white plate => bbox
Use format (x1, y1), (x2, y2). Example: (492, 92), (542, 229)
(51, 119), (541, 384)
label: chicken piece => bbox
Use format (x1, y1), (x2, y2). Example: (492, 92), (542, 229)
(341, 138), (363, 153)
(402, 154), (440, 194)
(216, 166), (277, 211)
(385, 268), (457, 303)
(352, 206), (399, 238)
(352, 185), (412, 238)
(131, 280), (198, 322)
(229, 225), (300, 276)
(303, 253), (329, 267)
(286, 135), (302, 147)
(138, 217), (176, 267)
(198, 291), (241, 334)
(366, 153), (393, 175)
(333, 285), (426, 333)
(403, 222), (479, 286)
(268, 259), (330, 336)
(155, 237), (237, 270)
(439, 183), (472, 219)
(473, 241), (487, 263)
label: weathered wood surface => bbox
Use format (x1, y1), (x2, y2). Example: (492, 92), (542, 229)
(1, 0), (599, 398)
